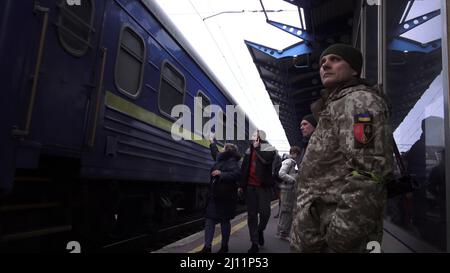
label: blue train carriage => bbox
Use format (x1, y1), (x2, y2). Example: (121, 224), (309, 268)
(1, 0), (110, 249)
(0, 0), (252, 250)
(1, 0), (108, 191)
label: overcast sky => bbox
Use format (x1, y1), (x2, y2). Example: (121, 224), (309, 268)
(155, 0), (302, 153)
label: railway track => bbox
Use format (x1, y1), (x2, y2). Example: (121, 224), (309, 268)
(99, 214), (206, 253)
(100, 204), (247, 253)
(1, 172), (248, 253)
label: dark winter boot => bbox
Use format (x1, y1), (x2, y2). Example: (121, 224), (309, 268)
(247, 243), (259, 253)
(216, 245), (229, 253)
(197, 246), (211, 253)
(258, 230), (264, 246)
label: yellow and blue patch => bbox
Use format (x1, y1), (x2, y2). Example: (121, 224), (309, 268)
(356, 113), (372, 122)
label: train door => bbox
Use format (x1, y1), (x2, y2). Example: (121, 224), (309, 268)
(13, 0), (107, 158)
(80, 0), (149, 169)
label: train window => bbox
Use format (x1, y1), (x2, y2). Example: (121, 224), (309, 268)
(196, 91), (211, 134)
(115, 27), (145, 98)
(57, 0), (94, 57)
(159, 62), (185, 116)
(209, 107), (226, 143)
(221, 115), (227, 142)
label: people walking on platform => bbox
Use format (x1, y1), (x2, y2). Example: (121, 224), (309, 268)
(198, 135), (241, 253)
(276, 146), (301, 241)
(239, 130), (279, 253)
(290, 44), (394, 253)
(274, 153), (290, 219)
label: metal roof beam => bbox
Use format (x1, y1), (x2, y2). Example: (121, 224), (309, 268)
(244, 40), (313, 59)
(266, 20), (314, 41)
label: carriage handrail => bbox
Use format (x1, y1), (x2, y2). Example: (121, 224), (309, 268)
(12, 5), (49, 137)
(89, 47), (108, 147)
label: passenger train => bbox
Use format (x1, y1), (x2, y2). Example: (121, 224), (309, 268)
(0, 0), (253, 251)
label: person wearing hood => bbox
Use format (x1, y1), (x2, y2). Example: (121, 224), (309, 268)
(238, 129), (279, 253)
(198, 135), (242, 253)
(290, 44), (394, 253)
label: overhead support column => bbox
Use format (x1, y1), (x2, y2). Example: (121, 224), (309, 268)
(377, 0), (385, 91)
(442, 0), (450, 253)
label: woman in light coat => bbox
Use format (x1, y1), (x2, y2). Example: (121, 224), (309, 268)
(276, 146), (301, 240)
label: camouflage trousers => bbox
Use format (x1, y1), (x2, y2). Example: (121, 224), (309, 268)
(277, 183), (295, 237)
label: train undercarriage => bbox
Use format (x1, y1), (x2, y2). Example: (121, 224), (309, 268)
(0, 155), (210, 253)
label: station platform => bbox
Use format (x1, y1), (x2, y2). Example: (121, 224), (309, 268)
(153, 201), (291, 253)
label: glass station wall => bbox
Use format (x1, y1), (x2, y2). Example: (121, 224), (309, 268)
(364, 0), (447, 251)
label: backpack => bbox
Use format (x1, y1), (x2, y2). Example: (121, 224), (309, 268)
(269, 152), (282, 199)
(272, 152), (283, 184)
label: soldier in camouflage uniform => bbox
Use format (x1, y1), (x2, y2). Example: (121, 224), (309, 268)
(290, 44), (394, 253)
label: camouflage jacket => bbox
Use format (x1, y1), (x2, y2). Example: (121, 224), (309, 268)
(290, 79), (394, 253)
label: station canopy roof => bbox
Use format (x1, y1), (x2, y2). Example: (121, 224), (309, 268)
(245, 0), (442, 148)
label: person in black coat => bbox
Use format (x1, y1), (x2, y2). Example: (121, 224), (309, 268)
(198, 137), (242, 253)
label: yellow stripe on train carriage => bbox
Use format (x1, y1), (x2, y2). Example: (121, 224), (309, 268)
(105, 91), (215, 149)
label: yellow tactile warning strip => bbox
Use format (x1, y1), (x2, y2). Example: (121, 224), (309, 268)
(188, 201), (278, 253)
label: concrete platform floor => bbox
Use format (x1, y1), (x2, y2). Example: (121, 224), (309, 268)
(153, 201), (291, 253)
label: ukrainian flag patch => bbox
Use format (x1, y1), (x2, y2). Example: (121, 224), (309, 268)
(356, 113), (371, 122)
(353, 113), (374, 148)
